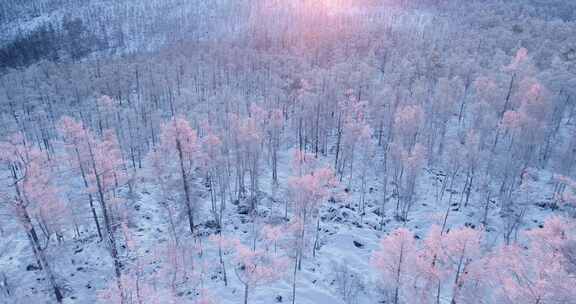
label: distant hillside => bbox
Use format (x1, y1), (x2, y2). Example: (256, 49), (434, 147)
(0, 0), (242, 70)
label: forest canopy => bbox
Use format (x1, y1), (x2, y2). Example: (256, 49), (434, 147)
(0, 1), (575, 304)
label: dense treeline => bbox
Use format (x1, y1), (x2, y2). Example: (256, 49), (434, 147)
(0, 0), (243, 69)
(0, 17), (108, 69)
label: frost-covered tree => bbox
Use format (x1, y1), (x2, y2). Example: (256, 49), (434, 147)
(58, 116), (103, 239)
(287, 153), (338, 303)
(234, 243), (288, 304)
(0, 134), (64, 303)
(390, 142), (426, 220)
(230, 112), (264, 210)
(156, 116), (200, 234)
(489, 217), (576, 304)
(372, 228), (417, 304)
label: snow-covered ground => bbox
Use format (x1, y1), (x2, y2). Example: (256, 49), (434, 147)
(0, 140), (565, 304)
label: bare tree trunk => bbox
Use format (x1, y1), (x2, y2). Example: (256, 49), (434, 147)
(11, 168), (63, 303)
(176, 139), (195, 234)
(244, 283), (249, 304)
(393, 242), (405, 304)
(291, 257), (298, 304)
(218, 235), (228, 286)
(380, 153), (389, 230)
(334, 113), (342, 171)
(312, 216), (320, 258)
(451, 253), (466, 304)
(87, 142), (125, 303)
(76, 148), (103, 240)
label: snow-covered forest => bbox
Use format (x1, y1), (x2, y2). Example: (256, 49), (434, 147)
(1, 0), (576, 303)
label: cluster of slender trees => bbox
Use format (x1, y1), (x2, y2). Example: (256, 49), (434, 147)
(372, 216), (576, 304)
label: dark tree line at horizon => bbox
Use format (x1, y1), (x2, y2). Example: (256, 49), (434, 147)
(0, 16), (110, 70)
